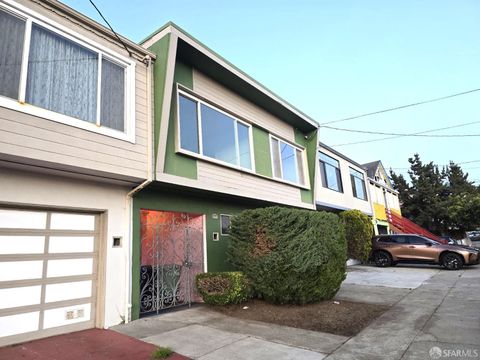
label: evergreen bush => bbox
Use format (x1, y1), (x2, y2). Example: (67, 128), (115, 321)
(226, 206), (347, 304)
(339, 209), (373, 262)
(196, 272), (252, 305)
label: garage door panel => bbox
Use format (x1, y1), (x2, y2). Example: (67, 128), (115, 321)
(0, 236), (45, 254)
(50, 213), (95, 231)
(47, 258), (94, 278)
(0, 210), (47, 229)
(43, 303), (92, 329)
(49, 236), (94, 253)
(0, 311), (40, 337)
(0, 260), (43, 281)
(0, 208), (100, 346)
(45, 280), (92, 303)
(0, 286), (42, 309)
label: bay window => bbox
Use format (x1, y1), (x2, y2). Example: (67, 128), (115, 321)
(270, 136), (306, 186)
(0, 5), (134, 140)
(177, 90), (253, 170)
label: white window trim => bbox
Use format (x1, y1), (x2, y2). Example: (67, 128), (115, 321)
(0, 1), (136, 143)
(220, 214), (231, 236)
(176, 86), (256, 173)
(269, 134), (308, 188)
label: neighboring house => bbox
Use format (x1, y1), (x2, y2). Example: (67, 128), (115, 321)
(0, 0), (154, 346)
(133, 23), (319, 319)
(316, 142), (372, 216)
(362, 160), (401, 234)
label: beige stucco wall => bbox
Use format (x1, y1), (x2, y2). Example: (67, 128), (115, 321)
(0, 168), (130, 328)
(316, 146), (373, 215)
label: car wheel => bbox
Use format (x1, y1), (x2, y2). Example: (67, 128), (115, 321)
(374, 251), (392, 267)
(441, 252), (464, 270)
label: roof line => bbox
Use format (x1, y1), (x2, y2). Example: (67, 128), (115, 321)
(40, 0), (155, 58)
(141, 21), (319, 129)
(319, 142), (365, 170)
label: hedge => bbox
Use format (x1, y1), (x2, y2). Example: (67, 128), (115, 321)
(195, 272), (252, 305)
(226, 206), (347, 304)
(339, 209), (373, 262)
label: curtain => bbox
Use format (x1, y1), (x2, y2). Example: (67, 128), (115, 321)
(101, 58), (124, 131)
(0, 9), (25, 100)
(26, 24), (98, 123)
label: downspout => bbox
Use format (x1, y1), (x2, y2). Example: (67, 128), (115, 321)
(124, 55), (154, 323)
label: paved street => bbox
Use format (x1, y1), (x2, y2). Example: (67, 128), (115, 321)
(114, 264), (480, 360)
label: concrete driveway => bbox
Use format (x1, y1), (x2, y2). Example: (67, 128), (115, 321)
(113, 265), (480, 360)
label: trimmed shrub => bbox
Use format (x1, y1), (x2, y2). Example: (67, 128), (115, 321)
(196, 271), (252, 305)
(339, 209), (373, 262)
(226, 206), (347, 304)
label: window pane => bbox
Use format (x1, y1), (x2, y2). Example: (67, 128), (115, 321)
(178, 95), (199, 153)
(354, 177), (366, 199)
(220, 215), (231, 235)
(237, 122), (251, 169)
(349, 167), (363, 180)
(271, 138), (281, 178)
(26, 24), (98, 123)
(319, 152), (339, 168)
(280, 141), (298, 183)
(201, 104), (236, 165)
(101, 58), (124, 131)
(325, 163), (341, 191)
(0, 9), (25, 100)
(296, 149), (305, 185)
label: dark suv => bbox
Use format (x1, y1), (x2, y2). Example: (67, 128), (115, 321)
(371, 234), (479, 270)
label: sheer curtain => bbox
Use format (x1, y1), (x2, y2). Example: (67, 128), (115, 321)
(0, 9), (25, 100)
(101, 58), (125, 131)
(26, 24), (98, 123)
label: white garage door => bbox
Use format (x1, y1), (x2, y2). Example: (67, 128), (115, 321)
(0, 208), (100, 346)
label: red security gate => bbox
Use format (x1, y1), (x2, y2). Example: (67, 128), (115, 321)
(139, 210), (204, 315)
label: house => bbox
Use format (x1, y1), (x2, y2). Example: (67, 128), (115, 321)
(0, 0), (154, 346)
(316, 142), (373, 216)
(362, 160), (401, 234)
(132, 23), (320, 319)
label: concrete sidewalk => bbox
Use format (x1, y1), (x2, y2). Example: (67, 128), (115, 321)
(113, 265), (480, 360)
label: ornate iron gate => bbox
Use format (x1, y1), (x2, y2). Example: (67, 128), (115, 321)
(139, 210), (204, 315)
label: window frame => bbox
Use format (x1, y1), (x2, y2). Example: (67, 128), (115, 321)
(319, 152), (344, 193)
(0, 1), (136, 142)
(269, 134), (308, 188)
(176, 86), (256, 173)
(349, 167), (368, 201)
(220, 214), (232, 236)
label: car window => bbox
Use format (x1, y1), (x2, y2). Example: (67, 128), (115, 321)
(408, 236), (429, 245)
(378, 236), (394, 243)
(393, 236), (408, 244)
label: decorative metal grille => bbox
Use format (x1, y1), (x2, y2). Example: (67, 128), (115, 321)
(139, 210), (204, 315)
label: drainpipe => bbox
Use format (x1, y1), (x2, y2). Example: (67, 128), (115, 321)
(124, 55), (154, 324)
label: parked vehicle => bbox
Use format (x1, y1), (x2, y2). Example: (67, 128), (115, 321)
(371, 234), (479, 270)
(466, 231), (480, 242)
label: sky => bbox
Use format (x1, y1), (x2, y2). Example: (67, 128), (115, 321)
(63, 0), (480, 183)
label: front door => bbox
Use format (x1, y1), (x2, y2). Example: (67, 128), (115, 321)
(139, 210), (204, 316)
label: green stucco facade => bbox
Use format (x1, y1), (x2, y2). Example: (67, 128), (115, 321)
(134, 32), (319, 320)
(131, 188), (266, 320)
(295, 129), (318, 205)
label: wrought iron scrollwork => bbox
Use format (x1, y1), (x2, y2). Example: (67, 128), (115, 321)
(139, 211), (204, 315)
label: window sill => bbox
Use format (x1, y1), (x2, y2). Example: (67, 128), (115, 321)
(176, 148), (311, 191)
(0, 97), (135, 143)
(321, 185), (344, 194)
